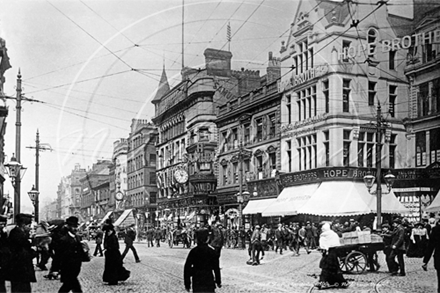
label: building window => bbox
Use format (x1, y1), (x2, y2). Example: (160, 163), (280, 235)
(367, 28), (378, 58)
(357, 132), (365, 167)
(389, 134), (397, 169)
(269, 152), (276, 170)
(233, 162), (239, 184)
(244, 123), (251, 145)
(368, 81), (376, 106)
(389, 50), (396, 70)
(199, 128), (210, 141)
(416, 131), (426, 166)
(389, 85), (397, 117)
(222, 165), (227, 186)
(430, 128), (440, 164)
(297, 85), (317, 120)
(256, 118), (263, 142)
(221, 131), (228, 152)
(268, 114), (276, 139)
(342, 40), (351, 62)
(418, 82), (429, 117)
(286, 95), (292, 124)
(343, 79), (351, 112)
(297, 134), (317, 171)
(365, 132), (375, 168)
(323, 130), (330, 167)
(150, 172), (156, 185)
(287, 140), (292, 172)
(422, 31), (435, 63)
(323, 80), (329, 113)
(343, 130), (351, 167)
(232, 128), (238, 148)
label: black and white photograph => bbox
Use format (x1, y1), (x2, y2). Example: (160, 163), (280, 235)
(0, 0), (440, 292)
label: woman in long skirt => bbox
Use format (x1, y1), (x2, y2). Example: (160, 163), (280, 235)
(316, 222), (349, 290)
(102, 220), (130, 285)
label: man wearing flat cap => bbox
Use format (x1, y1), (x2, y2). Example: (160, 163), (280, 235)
(58, 216), (86, 292)
(184, 229), (221, 292)
(389, 217), (406, 276)
(5, 213), (36, 293)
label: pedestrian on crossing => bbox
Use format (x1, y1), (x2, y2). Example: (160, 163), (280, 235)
(184, 229), (221, 293)
(154, 227), (162, 247)
(121, 226), (141, 263)
(58, 216), (85, 293)
(93, 228), (103, 257)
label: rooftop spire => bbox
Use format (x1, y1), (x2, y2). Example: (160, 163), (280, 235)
(151, 65), (170, 104)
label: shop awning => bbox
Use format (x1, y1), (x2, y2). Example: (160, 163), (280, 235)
(424, 189), (440, 213)
(298, 181), (409, 216)
(262, 183), (320, 217)
(114, 209), (135, 227)
(98, 211), (113, 226)
(242, 198), (277, 215)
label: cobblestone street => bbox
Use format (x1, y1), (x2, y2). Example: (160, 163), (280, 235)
(26, 241), (437, 293)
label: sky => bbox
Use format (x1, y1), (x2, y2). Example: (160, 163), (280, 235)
(0, 0), (300, 213)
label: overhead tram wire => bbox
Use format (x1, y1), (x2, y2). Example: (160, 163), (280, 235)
(23, 46), (135, 82)
(40, 103), (129, 131)
(25, 69), (131, 95)
(46, 0), (134, 70)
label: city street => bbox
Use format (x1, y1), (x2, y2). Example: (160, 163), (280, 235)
(28, 240), (437, 293)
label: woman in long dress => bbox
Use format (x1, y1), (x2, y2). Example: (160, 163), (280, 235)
(102, 220), (130, 285)
(316, 222), (349, 290)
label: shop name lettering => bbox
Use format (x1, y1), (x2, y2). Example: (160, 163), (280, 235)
(188, 152), (215, 163)
(281, 114), (327, 133)
(278, 64), (328, 92)
(286, 169), (374, 182)
(339, 30), (440, 60)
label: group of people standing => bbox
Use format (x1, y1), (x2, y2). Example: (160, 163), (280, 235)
(0, 214), (135, 293)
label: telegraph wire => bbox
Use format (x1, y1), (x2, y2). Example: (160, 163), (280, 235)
(25, 70), (131, 95)
(46, 0), (134, 70)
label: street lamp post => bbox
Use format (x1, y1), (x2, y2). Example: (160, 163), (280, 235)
(4, 154), (26, 219)
(28, 185), (39, 222)
(363, 104), (396, 229)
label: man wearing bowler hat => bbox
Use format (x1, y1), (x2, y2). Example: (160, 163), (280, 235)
(6, 213), (36, 293)
(58, 216), (86, 293)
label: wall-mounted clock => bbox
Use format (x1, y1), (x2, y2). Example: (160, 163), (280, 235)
(174, 169), (189, 184)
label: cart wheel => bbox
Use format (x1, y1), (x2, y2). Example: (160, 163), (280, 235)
(339, 256), (350, 273)
(345, 251), (367, 274)
(168, 233), (174, 248)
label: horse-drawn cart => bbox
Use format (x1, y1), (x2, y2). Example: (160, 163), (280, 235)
(334, 231), (384, 274)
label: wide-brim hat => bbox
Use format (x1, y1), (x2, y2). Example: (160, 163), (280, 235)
(393, 218), (402, 224)
(15, 213), (33, 224)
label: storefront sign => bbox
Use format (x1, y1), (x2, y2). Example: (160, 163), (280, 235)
(338, 29), (440, 60)
(278, 64), (328, 92)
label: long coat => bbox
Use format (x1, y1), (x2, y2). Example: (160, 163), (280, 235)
(424, 224), (440, 270)
(58, 233), (84, 283)
(184, 243), (221, 292)
(391, 224), (406, 251)
(103, 231), (130, 283)
(5, 226), (36, 283)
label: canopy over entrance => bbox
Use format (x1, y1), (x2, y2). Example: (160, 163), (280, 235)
(262, 183), (320, 217)
(98, 211), (113, 226)
(298, 181), (409, 216)
(114, 209), (135, 227)
(425, 189), (440, 213)
(242, 198), (276, 215)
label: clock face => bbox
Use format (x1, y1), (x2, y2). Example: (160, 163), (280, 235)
(174, 169), (188, 184)
(115, 192), (124, 201)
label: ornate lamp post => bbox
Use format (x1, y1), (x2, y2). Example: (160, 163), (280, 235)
(28, 185), (39, 222)
(363, 169), (396, 229)
(4, 154), (27, 219)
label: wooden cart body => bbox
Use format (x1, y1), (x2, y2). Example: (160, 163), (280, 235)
(333, 242), (385, 274)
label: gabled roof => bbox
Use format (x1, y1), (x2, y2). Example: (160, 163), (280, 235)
(151, 66), (170, 104)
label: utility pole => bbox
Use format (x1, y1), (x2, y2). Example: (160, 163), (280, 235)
(26, 130), (52, 223)
(376, 104), (383, 229)
(15, 70), (22, 218)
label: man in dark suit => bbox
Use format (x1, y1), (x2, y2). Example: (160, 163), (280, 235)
(389, 217), (406, 276)
(58, 216), (85, 293)
(121, 226), (140, 263)
(184, 229), (221, 293)
(275, 224), (284, 255)
(6, 213), (36, 293)
(423, 220), (440, 293)
(209, 222), (224, 257)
